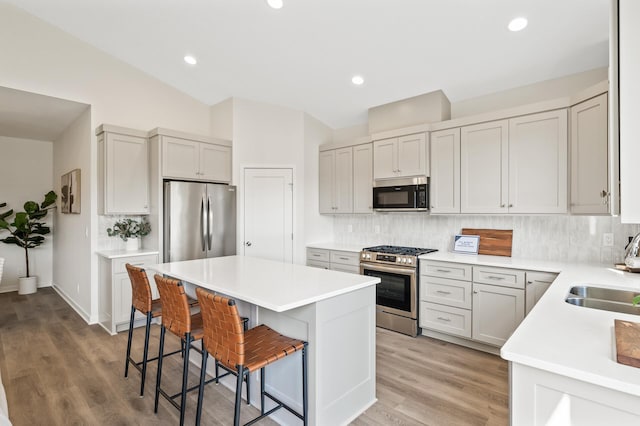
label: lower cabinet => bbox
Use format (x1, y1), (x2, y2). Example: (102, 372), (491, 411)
(306, 247), (360, 274)
(420, 260), (554, 351)
(98, 252), (159, 334)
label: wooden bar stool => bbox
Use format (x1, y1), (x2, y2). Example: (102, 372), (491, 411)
(153, 275), (213, 426)
(124, 264), (196, 397)
(195, 287), (308, 426)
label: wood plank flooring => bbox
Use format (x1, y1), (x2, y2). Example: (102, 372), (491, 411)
(0, 289), (508, 425)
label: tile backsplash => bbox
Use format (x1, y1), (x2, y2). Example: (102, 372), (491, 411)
(332, 214), (640, 264)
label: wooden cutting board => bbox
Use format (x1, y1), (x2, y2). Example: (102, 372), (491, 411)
(615, 319), (640, 368)
(461, 228), (513, 257)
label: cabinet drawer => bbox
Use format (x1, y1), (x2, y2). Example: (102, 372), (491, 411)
(330, 264), (360, 275)
(473, 266), (525, 289)
(307, 248), (330, 262)
(307, 259), (330, 270)
(420, 302), (471, 338)
(112, 254), (159, 274)
(420, 276), (472, 309)
(330, 250), (360, 266)
(422, 260), (472, 281)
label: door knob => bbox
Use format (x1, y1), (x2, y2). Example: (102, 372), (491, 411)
(245, 241), (252, 247)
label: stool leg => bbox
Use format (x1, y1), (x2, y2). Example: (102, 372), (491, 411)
(195, 348), (209, 426)
(260, 367), (265, 415)
(233, 367), (244, 426)
(215, 360), (220, 384)
(139, 311), (152, 397)
(246, 372), (250, 405)
(124, 306), (135, 378)
(302, 344), (308, 426)
(179, 333), (191, 426)
(154, 325), (166, 413)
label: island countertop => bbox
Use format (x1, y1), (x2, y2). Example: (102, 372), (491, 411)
(147, 255), (380, 312)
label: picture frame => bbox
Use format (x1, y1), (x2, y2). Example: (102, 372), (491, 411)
(61, 169), (81, 214)
(453, 234), (480, 254)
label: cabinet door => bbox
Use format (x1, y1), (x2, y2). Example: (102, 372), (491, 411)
(525, 271), (558, 315)
(509, 110), (568, 214)
(199, 143), (232, 183)
(353, 143), (373, 213)
(105, 133), (149, 214)
(319, 150), (335, 213)
(472, 283), (524, 347)
(373, 138), (398, 179)
(114, 272), (136, 325)
(397, 133), (427, 177)
(571, 94), (609, 214)
(334, 147), (353, 213)
(430, 128), (460, 213)
(162, 136), (199, 179)
(460, 120), (509, 213)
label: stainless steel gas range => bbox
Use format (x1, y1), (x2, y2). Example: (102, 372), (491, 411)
(360, 245), (438, 337)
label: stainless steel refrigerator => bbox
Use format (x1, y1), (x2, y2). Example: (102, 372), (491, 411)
(163, 181), (236, 262)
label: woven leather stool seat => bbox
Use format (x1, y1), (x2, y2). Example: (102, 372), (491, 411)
(195, 288), (308, 426)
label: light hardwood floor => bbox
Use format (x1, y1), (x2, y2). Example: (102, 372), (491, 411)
(0, 289), (508, 425)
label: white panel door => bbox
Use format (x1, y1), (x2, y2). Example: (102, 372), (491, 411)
(430, 128), (460, 213)
(334, 147), (353, 213)
(243, 168), (293, 263)
(397, 133), (427, 177)
(373, 138), (397, 179)
(353, 143), (373, 214)
(199, 143), (232, 183)
(318, 150), (335, 213)
(508, 109), (568, 214)
(571, 93), (609, 214)
(460, 120), (509, 214)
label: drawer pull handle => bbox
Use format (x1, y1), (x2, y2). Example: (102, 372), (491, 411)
(312, 254), (321, 257)
(436, 269), (451, 273)
(487, 275), (505, 280)
(339, 257), (349, 261)
(131, 262), (144, 266)
(436, 290), (452, 295)
(436, 317), (451, 322)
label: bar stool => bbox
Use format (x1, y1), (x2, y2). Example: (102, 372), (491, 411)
(124, 264), (197, 397)
(195, 287), (308, 426)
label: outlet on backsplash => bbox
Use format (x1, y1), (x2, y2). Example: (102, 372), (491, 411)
(603, 233), (614, 247)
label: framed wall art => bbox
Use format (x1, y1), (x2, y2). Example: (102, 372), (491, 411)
(61, 169), (81, 214)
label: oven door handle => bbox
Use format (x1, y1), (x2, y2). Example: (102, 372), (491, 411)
(361, 262), (415, 276)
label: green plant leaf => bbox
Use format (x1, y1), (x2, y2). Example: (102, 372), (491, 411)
(41, 191), (57, 209)
(23, 201), (39, 214)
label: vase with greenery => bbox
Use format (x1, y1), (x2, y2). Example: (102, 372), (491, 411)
(107, 217), (151, 249)
(0, 191), (57, 294)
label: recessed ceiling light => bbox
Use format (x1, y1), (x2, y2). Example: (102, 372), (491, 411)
(267, 0), (283, 9)
(352, 75), (364, 86)
(508, 17), (528, 32)
(184, 55), (197, 65)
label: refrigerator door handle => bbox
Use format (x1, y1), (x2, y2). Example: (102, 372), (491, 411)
(207, 195), (213, 250)
(200, 195), (206, 251)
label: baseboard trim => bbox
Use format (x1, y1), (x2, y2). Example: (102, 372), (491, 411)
(52, 284), (91, 325)
(421, 329), (501, 355)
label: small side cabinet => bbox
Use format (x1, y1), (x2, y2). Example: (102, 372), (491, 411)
(98, 251), (159, 334)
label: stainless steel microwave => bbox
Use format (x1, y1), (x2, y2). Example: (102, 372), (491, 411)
(373, 177), (429, 211)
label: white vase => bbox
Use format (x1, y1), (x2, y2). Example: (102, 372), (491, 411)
(18, 276), (37, 295)
(125, 238), (141, 251)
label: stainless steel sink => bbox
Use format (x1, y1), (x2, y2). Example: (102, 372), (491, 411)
(565, 285), (640, 315)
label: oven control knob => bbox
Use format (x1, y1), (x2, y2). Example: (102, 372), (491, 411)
(407, 258), (412, 264)
(366, 254), (371, 260)
(361, 253), (366, 259)
(400, 258), (406, 263)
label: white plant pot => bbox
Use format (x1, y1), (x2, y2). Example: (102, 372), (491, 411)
(18, 276), (37, 295)
(125, 238), (141, 251)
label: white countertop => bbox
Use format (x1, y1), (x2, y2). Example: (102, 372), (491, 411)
(147, 255), (379, 312)
(96, 249), (160, 259)
(306, 242), (366, 253)
(421, 251), (640, 396)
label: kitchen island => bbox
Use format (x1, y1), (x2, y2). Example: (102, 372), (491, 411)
(148, 255), (380, 426)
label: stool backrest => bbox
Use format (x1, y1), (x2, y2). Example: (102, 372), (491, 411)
(196, 287), (245, 370)
(154, 274), (192, 337)
(125, 263), (152, 314)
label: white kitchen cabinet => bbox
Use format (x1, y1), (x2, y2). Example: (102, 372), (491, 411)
(161, 135), (231, 183)
(97, 125), (150, 215)
(199, 142), (232, 182)
(509, 110), (568, 214)
(525, 271), (558, 315)
(460, 120), (509, 213)
(305, 247), (360, 274)
(570, 93), (610, 214)
(430, 128), (460, 213)
(98, 251), (159, 335)
(319, 148), (353, 214)
(373, 133), (428, 179)
(472, 282), (525, 347)
(352, 143), (373, 213)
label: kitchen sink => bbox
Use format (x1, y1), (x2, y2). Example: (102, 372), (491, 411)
(565, 285), (640, 315)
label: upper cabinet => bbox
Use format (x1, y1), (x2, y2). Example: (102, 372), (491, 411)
(150, 129), (232, 183)
(570, 94), (610, 214)
(460, 110), (568, 214)
(373, 133), (428, 179)
(352, 143), (374, 213)
(97, 125), (150, 215)
(430, 128), (460, 214)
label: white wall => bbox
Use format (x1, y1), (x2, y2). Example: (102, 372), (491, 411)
(0, 3), (212, 321)
(0, 136), (53, 292)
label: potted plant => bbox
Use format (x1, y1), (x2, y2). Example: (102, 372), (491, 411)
(0, 191), (57, 294)
(107, 217), (151, 250)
